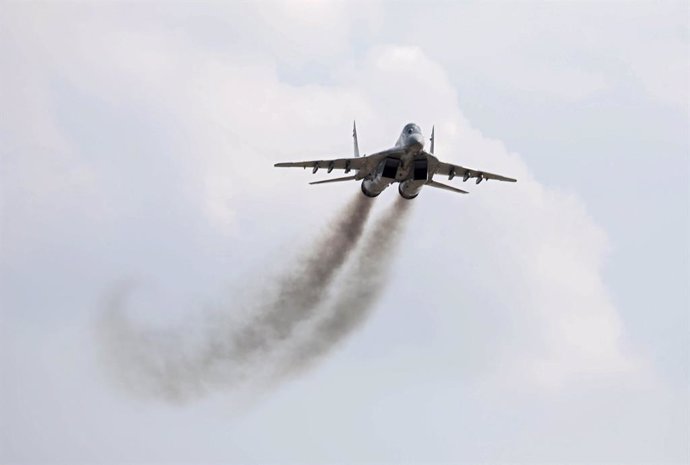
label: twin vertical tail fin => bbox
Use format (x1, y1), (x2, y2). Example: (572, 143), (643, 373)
(353, 120), (360, 158)
(430, 125), (435, 154)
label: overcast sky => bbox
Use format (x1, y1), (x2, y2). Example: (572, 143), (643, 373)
(1, 2), (688, 464)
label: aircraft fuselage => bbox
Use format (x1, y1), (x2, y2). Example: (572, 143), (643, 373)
(361, 123), (430, 199)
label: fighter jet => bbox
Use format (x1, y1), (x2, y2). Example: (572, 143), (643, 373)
(274, 122), (517, 199)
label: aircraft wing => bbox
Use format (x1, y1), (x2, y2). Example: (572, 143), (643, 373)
(274, 149), (401, 178)
(434, 160), (517, 183)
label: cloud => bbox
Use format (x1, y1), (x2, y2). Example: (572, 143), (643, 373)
(364, 2), (688, 107)
(2, 2), (637, 389)
(2, 3), (682, 463)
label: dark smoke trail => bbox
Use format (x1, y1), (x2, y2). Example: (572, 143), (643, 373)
(229, 194), (375, 357)
(99, 194), (375, 402)
(274, 196), (413, 379)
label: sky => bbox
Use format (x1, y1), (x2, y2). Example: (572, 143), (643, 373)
(1, 1), (688, 464)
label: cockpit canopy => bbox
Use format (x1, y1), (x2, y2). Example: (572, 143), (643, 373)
(403, 123), (421, 135)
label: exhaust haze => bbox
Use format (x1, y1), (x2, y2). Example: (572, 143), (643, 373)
(99, 194), (376, 402)
(274, 197), (413, 379)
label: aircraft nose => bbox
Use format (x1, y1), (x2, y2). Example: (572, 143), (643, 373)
(409, 133), (424, 148)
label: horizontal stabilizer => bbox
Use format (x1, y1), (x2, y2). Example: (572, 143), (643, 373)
(309, 175), (357, 185)
(427, 180), (469, 194)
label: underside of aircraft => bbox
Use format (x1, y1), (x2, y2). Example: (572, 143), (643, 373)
(274, 122), (517, 199)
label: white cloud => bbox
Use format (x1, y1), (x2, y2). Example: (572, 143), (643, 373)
(368, 1), (688, 107)
(1, 3), (684, 464)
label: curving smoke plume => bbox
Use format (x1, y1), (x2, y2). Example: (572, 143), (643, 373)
(272, 197), (413, 380)
(99, 194), (375, 402)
